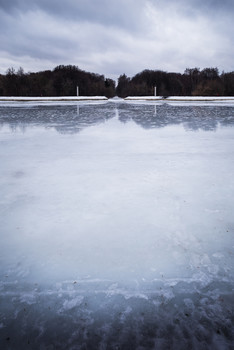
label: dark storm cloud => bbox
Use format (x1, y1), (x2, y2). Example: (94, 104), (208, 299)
(0, 0), (233, 78)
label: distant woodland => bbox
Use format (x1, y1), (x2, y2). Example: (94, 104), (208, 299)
(0, 65), (234, 97)
(0, 65), (116, 98)
(116, 68), (234, 97)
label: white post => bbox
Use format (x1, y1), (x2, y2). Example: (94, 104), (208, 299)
(77, 86), (79, 97)
(154, 86), (157, 97)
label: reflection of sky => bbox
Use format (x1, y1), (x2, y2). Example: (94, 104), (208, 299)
(0, 102), (234, 349)
(1, 102), (234, 134)
(1, 102), (234, 283)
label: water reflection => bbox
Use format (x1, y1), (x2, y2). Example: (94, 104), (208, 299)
(0, 102), (234, 134)
(1, 101), (234, 349)
(0, 103), (115, 134)
(118, 103), (234, 131)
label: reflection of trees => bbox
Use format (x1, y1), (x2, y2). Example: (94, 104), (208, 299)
(0, 103), (234, 134)
(118, 104), (234, 132)
(0, 103), (115, 134)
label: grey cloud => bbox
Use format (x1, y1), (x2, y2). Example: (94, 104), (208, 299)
(0, 0), (20, 12)
(148, 0), (234, 21)
(0, 0), (233, 78)
(189, 0), (234, 11)
(157, 0), (234, 12)
(0, 0), (147, 31)
(1, 0), (234, 24)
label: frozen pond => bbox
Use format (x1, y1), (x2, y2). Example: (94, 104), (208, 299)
(0, 101), (234, 349)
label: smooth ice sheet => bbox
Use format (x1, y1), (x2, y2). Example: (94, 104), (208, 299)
(0, 102), (234, 349)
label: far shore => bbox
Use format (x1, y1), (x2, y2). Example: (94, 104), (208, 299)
(124, 96), (234, 102)
(1, 96), (234, 103)
(0, 96), (108, 102)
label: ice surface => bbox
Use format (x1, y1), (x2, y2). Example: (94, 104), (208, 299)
(0, 102), (234, 349)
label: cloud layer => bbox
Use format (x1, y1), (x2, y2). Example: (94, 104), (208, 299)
(0, 0), (233, 79)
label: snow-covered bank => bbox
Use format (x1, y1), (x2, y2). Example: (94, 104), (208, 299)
(2, 96), (234, 104)
(125, 96), (234, 102)
(125, 96), (164, 101)
(166, 96), (234, 102)
(0, 96), (108, 102)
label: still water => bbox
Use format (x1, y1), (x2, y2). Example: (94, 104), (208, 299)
(0, 101), (234, 349)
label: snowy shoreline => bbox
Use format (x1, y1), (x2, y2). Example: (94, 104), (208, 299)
(1, 95), (234, 102)
(0, 96), (108, 102)
(1, 96), (234, 107)
(125, 96), (234, 102)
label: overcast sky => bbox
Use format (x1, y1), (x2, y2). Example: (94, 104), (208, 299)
(0, 0), (233, 80)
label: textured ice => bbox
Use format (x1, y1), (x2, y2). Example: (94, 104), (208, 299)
(0, 101), (234, 349)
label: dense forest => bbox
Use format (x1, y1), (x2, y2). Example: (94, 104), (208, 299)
(0, 65), (234, 97)
(116, 68), (234, 97)
(0, 65), (116, 98)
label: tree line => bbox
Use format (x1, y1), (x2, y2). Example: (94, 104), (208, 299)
(116, 68), (234, 97)
(0, 65), (234, 97)
(0, 65), (116, 98)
